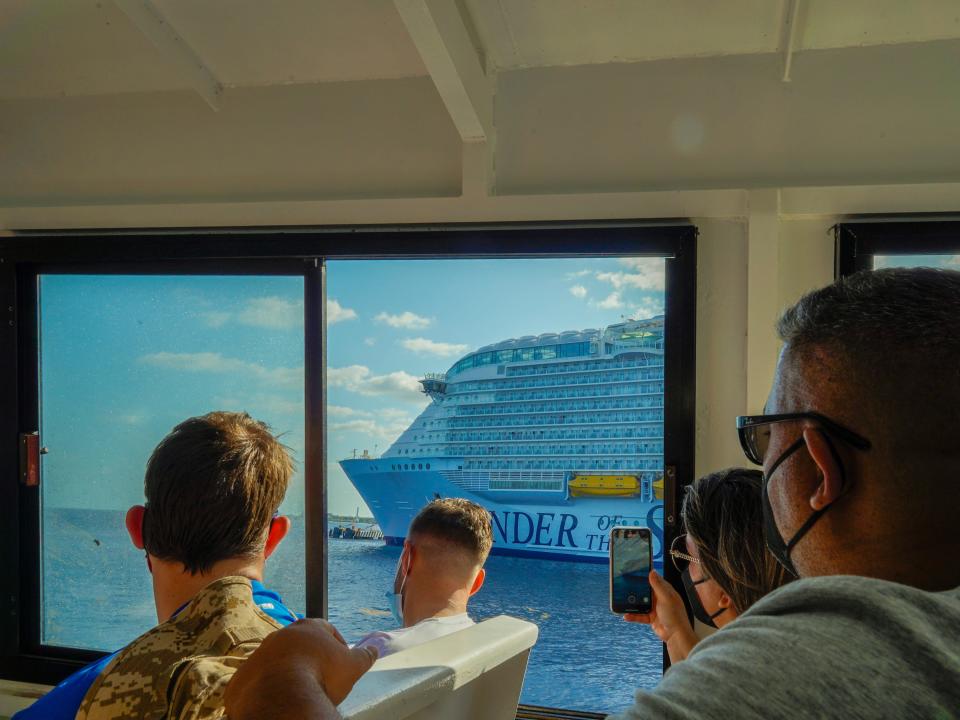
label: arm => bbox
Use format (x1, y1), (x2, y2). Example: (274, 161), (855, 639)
(227, 664), (340, 720)
(624, 570), (699, 663)
(224, 619), (377, 720)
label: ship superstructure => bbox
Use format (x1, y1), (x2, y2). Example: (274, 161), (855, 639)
(341, 317), (666, 563)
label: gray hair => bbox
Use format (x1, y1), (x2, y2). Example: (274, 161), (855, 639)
(777, 266), (960, 451)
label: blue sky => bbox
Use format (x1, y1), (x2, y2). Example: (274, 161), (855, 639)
(874, 254), (960, 270)
(40, 258), (665, 517)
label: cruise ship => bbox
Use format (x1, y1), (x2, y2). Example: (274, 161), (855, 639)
(340, 316), (666, 565)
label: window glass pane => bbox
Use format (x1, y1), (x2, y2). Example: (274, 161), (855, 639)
(873, 254), (960, 270)
(39, 275), (305, 651)
(326, 257), (667, 713)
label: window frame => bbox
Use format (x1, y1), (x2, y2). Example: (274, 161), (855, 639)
(0, 223), (697, 716)
(835, 219), (960, 275)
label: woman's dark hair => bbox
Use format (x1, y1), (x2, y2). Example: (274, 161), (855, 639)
(682, 468), (791, 613)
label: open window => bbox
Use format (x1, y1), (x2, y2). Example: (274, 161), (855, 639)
(0, 224), (696, 716)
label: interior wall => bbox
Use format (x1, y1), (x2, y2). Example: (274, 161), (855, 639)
(693, 215), (836, 478)
(694, 218), (749, 477)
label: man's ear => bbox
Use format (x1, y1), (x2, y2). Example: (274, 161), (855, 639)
(125, 505), (146, 550)
(469, 567), (485, 596)
(716, 589), (733, 610)
(400, 540), (416, 574)
(803, 428), (844, 511)
(264, 516), (291, 559)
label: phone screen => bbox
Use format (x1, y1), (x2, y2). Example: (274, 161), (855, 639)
(610, 526), (652, 614)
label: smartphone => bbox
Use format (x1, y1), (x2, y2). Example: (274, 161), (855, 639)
(609, 526), (653, 614)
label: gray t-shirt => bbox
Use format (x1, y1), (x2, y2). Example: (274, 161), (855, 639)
(611, 575), (960, 719)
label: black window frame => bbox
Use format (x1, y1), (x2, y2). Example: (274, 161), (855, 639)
(0, 222), (697, 716)
(836, 219), (960, 275)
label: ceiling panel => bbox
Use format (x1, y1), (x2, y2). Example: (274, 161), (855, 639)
(0, 0), (427, 100)
(801, 0), (960, 49)
(0, 0), (186, 99)
(464, 0), (960, 71)
(464, 0), (785, 70)
(494, 40), (960, 193)
(155, 0), (428, 87)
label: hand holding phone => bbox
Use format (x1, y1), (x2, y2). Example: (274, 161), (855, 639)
(609, 526), (653, 614)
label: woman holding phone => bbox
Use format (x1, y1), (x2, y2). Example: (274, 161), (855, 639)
(626, 468), (791, 664)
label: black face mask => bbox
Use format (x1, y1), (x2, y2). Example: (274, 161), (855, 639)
(681, 567), (726, 628)
(762, 434), (845, 577)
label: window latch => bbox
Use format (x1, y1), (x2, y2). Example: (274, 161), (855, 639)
(20, 432), (43, 487)
(664, 465), (677, 527)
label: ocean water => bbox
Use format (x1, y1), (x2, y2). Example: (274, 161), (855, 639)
(43, 508), (662, 713)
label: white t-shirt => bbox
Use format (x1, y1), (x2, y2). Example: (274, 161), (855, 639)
(354, 614), (475, 658)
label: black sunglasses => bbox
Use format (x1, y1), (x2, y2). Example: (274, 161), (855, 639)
(736, 412), (872, 466)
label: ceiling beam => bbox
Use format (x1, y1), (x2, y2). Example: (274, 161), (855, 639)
(394, 0), (493, 143)
(113, 0), (223, 110)
(780, 0), (804, 83)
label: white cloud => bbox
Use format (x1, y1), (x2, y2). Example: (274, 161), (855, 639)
(238, 297), (304, 329)
(596, 259), (665, 291)
(327, 298), (358, 325)
(328, 405), (372, 418)
(619, 257), (665, 272)
(329, 419), (381, 434)
(329, 416), (411, 443)
(375, 311), (432, 329)
(380, 408), (413, 421)
(363, 337), (377, 346)
(400, 337), (469, 357)
(329, 408), (416, 443)
(364, 371), (427, 403)
(140, 352), (302, 387)
(569, 284), (588, 298)
(328, 364), (426, 404)
(199, 296), (336, 330)
(630, 297), (665, 319)
(593, 292), (625, 310)
(118, 413), (147, 426)
(327, 364), (371, 388)
(565, 269), (592, 279)
(201, 311), (231, 328)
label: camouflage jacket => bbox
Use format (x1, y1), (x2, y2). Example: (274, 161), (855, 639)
(77, 576), (283, 720)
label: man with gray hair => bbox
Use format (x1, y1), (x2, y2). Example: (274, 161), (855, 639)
(224, 267), (960, 719)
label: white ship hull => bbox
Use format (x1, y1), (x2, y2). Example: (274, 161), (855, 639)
(341, 457), (664, 565)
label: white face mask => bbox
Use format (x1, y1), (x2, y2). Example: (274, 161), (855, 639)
(385, 552), (409, 626)
(385, 590), (403, 626)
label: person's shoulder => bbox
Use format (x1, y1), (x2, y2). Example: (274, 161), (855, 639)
(250, 579), (300, 626)
(743, 575), (960, 621)
(178, 575), (284, 643)
(12, 653), (117, 720)
(167, 654), (246, 719)
(78, 577), (284, 719)
(432, 613), (474, 627)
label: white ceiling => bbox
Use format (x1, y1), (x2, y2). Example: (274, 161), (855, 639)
(0, 0), (428, 99)
(2, 0), (959, 99)
(1, 0), (959, 213)
(464, 0), (960, 70)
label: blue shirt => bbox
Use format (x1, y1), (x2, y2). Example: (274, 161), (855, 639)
(13, 580), (298, 720)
